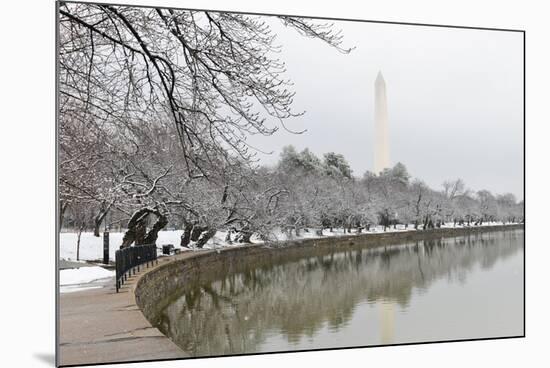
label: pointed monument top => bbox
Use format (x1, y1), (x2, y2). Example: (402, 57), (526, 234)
(375, 71), (385, 85)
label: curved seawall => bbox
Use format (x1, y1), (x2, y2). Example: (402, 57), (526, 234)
(134, 224), (524, 327)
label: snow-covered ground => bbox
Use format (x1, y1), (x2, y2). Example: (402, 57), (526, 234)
(58, 228), (379, 262)
(60, 265), (114, 284)
(59, 221), (517, 293)
(59, 221), (515, 262)
(60, 231), (184, 262)
(59, 229), (261, 262)
(59, 266), (115, 293)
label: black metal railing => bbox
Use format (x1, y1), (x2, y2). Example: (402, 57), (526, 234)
(115, 244), (158, 292)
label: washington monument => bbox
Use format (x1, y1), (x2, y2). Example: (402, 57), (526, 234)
(374, 71), (390, 174)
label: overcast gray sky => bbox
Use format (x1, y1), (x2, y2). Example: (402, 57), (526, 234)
(245, 18), (523, 199)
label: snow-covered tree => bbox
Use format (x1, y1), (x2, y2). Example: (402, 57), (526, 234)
(323, 152), (353, 179)
(58, 3), (351, 247)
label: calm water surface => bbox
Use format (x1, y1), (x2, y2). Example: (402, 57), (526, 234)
(153, 229), (524, 356)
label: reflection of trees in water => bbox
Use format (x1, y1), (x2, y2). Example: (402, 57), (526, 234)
(155, 230), (523, 356)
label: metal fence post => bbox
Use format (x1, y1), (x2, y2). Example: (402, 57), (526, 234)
(103, 231), (110, 265)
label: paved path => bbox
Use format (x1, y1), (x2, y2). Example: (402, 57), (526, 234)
(58, 257), (187, 366)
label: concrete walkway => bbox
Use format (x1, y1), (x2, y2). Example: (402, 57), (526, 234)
(58, 257), (187, 366)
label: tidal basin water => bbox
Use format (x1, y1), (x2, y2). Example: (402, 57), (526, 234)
(153, 229), (524, 356)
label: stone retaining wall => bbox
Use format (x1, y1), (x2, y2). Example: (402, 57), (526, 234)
(134, 224), (524, 325)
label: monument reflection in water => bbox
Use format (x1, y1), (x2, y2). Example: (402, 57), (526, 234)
(153, 229), (524, 356)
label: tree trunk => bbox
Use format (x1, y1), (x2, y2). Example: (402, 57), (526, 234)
(94, 214), (104, 237)
(93, 210), (108, 237)
(190, 225), (207, 242)
(134, 221), (147, 245)
(76, 223), (84, 261)
(241, 232), (252, 243)
(236, 228), (253, 243)
(225, 230), (233, 244)
(93, 202), (113, 237)
(59, 201), (68, 231)
(121, 208), (167, 248)
(142, 212), (168, 245)
(121, 208), (149, 248)
(196, 229), (217, 248)
(180, 222), (192, 248)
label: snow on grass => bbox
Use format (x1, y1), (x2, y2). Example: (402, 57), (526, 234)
(60, 232), (124, 261)
(60, 230), (185, 261)
(59, 229), (267, 262)
(58, 222), (519, 293)
(60, 265), (115, 294)
(60, 222), (519, 262)
(59, 265), (114, 293)
(60, 266), (115, 286)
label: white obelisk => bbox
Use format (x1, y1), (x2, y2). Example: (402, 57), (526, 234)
(374, 71), (390, 174)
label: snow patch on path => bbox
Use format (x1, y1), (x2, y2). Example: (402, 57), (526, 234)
(60, 266), (114, 286)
